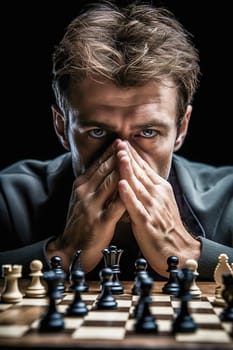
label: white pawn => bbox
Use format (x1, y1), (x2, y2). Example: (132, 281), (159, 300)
(184, 259), (202, 298)
(25, 260), (47, 297)
(1, 264), (24, 303)
(213, 253), (233, 306)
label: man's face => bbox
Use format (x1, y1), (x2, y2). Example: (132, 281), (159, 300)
(61, 78), (188, 179)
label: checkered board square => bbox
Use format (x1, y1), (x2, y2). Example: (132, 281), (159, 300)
(0, 291), (232, 345)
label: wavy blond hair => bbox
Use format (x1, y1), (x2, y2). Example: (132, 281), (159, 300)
(52, 1), (200, 128)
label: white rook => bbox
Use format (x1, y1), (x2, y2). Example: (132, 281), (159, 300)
(1, 264), (23, 303)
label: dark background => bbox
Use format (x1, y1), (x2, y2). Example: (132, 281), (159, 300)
(1, 0), (232, 170)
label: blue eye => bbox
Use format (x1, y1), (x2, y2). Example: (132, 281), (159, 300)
(140, 129), (158, 138)
(88, 128), (107, 138)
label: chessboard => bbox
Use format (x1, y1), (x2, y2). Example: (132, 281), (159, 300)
(0, 280), (232, 350)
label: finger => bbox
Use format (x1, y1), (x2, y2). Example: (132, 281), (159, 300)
(117, 148), (135, 183)
(92, 168), (127, 225)
(127, 142), (156, 183)
(119, 154), (158, 211)
(118, 179), (149, 225)
(117, 140), (163, 185)
(94, 169), (119, 205)
(77, 140), (117, 187)
(75, 153), (118, 197)
(102, 195), (126, 223)
(117, 148), (154, 193)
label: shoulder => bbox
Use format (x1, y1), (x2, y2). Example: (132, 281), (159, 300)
(172, 154), (233, 191)
(0, 153), (73, 193)
(173, 155), (233, 245)
(172, 154), (233, 236)
(0, 153), (72, 177)
(0, 153), (73, 245)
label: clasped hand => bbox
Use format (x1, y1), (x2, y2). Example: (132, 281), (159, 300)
(56, 139), (200, 276)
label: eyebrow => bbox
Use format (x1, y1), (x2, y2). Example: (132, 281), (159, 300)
(78, 119), (169, 130)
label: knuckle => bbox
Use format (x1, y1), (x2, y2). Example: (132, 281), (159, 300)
(98, 161), (108, 176)
(103, 173), (113, 190)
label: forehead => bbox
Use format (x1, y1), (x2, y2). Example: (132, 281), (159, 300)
(69, 78), (177, 114)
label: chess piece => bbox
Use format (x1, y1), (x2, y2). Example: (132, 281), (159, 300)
(50, 255), (66, 294)
(131, 258), (148, 295)
(134, 276), (158, 333)
(1, 264), (24, 303)
(162, 256), (180, 296)
(172, 267), (197, 334)
(66, 269), (89, 316)
(39, 269), (65, 332)
(95, 267), (118, 309)
(25, 260), (47, 297)
(213, 253), (233, 306)
(102, 245), (124, 294)
(69, 249), (89, 291)
(184, 258), (202, 298)
(132, 268), (150, 318)
(220, 273), (233, 322)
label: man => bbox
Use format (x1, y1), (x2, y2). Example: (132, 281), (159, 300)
(0, 1), (232, 280)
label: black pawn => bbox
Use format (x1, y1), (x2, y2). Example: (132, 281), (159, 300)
(134, 276), (158, 333)
(220, 273), (233, 322)
(172, 268), (197, 334)
(132, 271), (150, 318)
(131, 258), (148, 295)
(162, 256), (180, 296)
(95, 267), (118, 309)
(50, 256), (66, 294)
(39, 270), (65, 332)
(66, 269), (88, 316)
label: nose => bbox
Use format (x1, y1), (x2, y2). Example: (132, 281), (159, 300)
(114, 133), (138, 152)
(114, 129), (132, 141)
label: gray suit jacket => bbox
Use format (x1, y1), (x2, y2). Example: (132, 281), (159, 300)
(0, 153), (232, 280)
